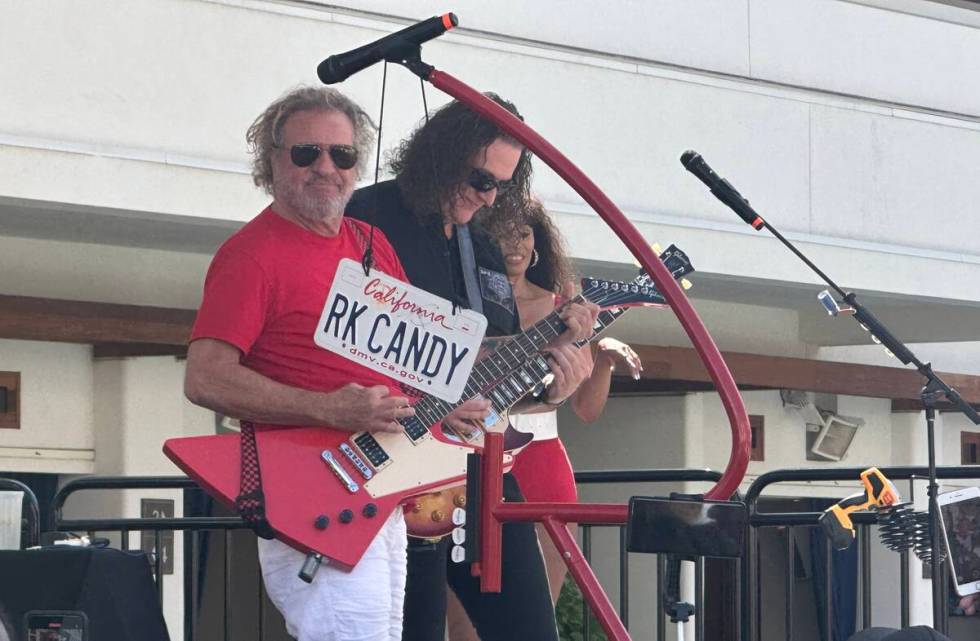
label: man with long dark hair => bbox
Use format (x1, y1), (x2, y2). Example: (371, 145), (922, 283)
(347, 94), (596, 641)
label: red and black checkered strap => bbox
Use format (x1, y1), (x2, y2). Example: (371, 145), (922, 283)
(235, 420), (275, 540)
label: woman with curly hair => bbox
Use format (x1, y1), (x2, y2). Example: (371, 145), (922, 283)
(445, 200), (642, 635)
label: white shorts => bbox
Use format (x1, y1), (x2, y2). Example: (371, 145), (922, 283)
(257, 510), (407, 641)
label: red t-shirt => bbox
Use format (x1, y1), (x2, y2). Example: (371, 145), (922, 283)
(191, 207), (409, 408)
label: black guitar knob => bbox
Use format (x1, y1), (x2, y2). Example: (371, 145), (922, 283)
(363, 503), (378, 518)
(314, 515), (329, 530)
(339, 509), (354, 524)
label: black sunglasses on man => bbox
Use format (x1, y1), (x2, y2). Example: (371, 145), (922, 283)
(466, 168), (516, 195)
(288, 143), (359, 170)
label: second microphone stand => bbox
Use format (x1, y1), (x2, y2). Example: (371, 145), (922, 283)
(682, 151), (980, 633)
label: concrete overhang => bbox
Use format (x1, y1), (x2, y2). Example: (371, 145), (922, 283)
(576, 256), (980, 347)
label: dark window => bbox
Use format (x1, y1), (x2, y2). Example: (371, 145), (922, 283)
(0, 372), (19, 430)
(961, 431), (980, 465)
(750, 414), (764, 461)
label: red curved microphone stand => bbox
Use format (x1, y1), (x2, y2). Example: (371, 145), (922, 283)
(417, 69), (751, 641)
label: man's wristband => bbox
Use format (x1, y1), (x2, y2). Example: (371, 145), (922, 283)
(540, 393), (567, 408)
(531, 385), (563, 408)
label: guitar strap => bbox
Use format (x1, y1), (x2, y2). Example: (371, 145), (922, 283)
(456, 224), (484, 314)
(234, 217), (372, 541)
(235, 421), (275, 539)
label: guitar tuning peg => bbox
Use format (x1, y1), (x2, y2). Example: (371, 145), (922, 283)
(452, 507), (466, 526)
(451, 544), (467, 563)
(681, 278), (692, 290)
(452, 527), (466, 545)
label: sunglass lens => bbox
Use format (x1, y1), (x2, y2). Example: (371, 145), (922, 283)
(290, 145), (320, 168)
(468, 170), (496, 193)
(329, 145), (358, 170)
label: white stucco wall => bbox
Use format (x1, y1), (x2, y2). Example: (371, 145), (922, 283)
(3, 0), (980, 305)
(0, 339), (94, 473)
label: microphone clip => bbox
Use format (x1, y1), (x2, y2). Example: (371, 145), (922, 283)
(817, 290), (855, 317)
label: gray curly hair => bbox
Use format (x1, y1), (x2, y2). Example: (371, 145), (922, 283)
(246, 86), (376, 194)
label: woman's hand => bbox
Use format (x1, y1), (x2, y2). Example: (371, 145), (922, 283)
(596, 338), (643, 380)
(961, 594), (979, 615)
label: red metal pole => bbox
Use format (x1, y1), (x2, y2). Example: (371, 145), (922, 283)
(542, 517), (631, 641)
(478, 433), (504, 592)
(495, 502), (628, 524)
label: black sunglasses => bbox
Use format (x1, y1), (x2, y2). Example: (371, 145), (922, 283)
(466, 168), (516, 195)
(288, 144), (359, 170)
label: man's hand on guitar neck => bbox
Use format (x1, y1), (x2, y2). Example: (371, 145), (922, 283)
(540, 342), (594, 406)
(442, 398), (493, 436)
(541, 285), (599, 406)
(555, 296), (600, 346)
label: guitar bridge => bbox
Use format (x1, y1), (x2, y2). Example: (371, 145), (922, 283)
(321, 450), (359, 494)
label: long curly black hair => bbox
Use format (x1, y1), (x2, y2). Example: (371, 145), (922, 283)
(478, 198), (574, 294)
(389, 93), (533, 226)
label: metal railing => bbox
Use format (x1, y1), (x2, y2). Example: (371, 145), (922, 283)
(0, 477), (40, 548)
(50, 469), (730, 641)
(45, 465), (980, 640)
(741, 465), (980, 641)
(51, 476), (246, 641)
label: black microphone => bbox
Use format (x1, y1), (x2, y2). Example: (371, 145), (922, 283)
(680, 150), (765, 230)
(318, 13), (458, 85)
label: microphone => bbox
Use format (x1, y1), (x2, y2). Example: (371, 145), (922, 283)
(679, 150), (765, 230)
(318, 13), (458, 85)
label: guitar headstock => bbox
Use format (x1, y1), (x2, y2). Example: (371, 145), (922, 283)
(579, 276), (669, 309)
(580, 243), (695, 309)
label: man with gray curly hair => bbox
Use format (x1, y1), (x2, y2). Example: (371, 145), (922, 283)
(182, 85), (495, 641)
(245, 85), (376, 230)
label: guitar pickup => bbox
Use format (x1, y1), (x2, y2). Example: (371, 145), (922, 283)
(353, 432), (392, 470)
(340, 442), (374, 480)
(321, 450), (359, 494)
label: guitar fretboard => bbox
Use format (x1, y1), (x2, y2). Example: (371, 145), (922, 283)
(480, 305), (628, 419)
(401, 293), (585, 440)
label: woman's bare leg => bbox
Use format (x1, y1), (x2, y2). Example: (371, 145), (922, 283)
(445, 585), (481, 641)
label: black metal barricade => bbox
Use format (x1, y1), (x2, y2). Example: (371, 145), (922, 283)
(50, 469), (731, 641)
(742, 465), (980, 641)
(0, 477), (41, 549)
(47, 465), (980, 640)
(51, 476), (246, 641)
